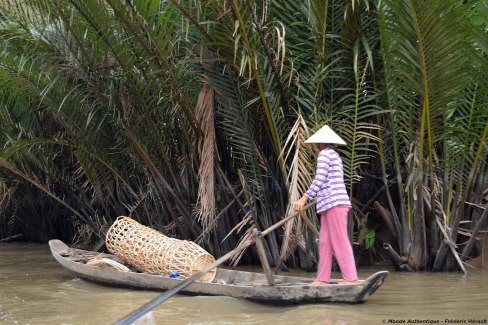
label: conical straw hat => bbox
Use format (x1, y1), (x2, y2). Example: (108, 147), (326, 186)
(304, 125), (347, 145)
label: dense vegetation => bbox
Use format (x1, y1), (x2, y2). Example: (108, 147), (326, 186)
(0, 0), (487, 272)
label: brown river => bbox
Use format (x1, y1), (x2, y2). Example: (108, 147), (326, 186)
(1, 243), (487, 325)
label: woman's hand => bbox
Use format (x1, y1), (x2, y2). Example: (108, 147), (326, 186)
(292, 196), (308, 212)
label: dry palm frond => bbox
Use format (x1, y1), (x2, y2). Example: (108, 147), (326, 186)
(223, 209), (254, 243)
(119, 84), (134, 123)
(0, 179), (15, 220)
(194, 84), (216, 231)
(278, 116), (315, 264)
(230, 229), (254, 266)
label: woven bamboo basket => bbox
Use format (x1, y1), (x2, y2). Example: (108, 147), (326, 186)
(105, 216), (216, 282)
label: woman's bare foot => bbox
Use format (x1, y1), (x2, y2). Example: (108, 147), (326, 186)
(310, 280), (328, 285)
(340, 279), (359, 284)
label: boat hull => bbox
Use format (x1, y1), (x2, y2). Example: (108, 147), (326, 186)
(49, 239), (388, 304)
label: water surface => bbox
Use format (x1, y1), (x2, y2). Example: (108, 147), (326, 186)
(1, 243), (487, 325)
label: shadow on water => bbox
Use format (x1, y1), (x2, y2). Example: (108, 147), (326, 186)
(1, 243), (487, 325)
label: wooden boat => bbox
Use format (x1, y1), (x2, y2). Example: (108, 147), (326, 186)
(49, 239), (388, 304)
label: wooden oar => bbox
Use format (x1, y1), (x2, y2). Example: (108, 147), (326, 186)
(114, 201), (316, 325)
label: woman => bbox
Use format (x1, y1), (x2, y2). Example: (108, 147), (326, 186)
(292, 125), (358, 284)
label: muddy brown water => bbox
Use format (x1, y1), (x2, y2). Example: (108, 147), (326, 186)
(1, 243), (487, 325)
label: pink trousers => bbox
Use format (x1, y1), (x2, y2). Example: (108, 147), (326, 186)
(316, 205), (358, 282)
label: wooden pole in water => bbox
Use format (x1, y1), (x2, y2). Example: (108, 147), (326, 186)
(253, 228), (275, 286)
(115, 201), (317, 325)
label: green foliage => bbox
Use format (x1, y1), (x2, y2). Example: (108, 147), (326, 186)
(377, 0), (488, 269)
(364, 227), (375, 250)
(0, 0), (486, 273)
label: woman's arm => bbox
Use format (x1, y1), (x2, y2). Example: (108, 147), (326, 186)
(292, 149), (330, 211)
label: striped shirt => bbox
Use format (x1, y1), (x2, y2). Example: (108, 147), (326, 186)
(305, 147), (351, 213)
